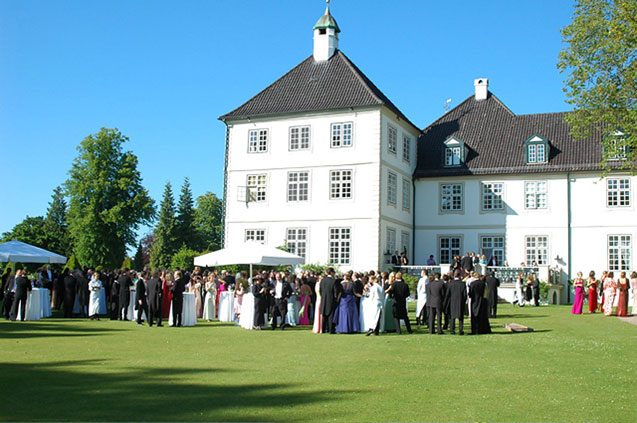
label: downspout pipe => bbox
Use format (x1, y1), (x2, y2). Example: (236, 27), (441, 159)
(567, 172), (572, 303)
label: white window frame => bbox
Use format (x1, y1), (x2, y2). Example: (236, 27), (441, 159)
(246, 174), (267, 203)
(481, 182), (504, 211)
(286, 228), (308, 259)
(328, 227), (351, 265)
(402, 178), (411, 211)
(439, 183), (464, 213)
(525, 235), (549, 265)
(608, 234), (632, 272)
(248, 129), (268, 153)
(480, 235), (505, 264)
(245, 229), (266, 243)
(386, 227), (396, 254)
(329, 169), (353, 200)
(289, 125), (311, 151)
(330, 122), (353, 148)
(401, 231), (410, 255)
(445, 146), (462, 166)
(402, 134), (411, 163)
(388, 125), (397, 154)
(524, 181), (548, 210)
(287, 171), (309, 202)
(606, 177), (631, 208)
(527, 143), (547, 164)
(387, 171), (397, 206)
(607, 131), (628, 160)
(438, 235), (462, 265)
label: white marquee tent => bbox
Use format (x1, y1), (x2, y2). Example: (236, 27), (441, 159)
(194, 243), (304, 275)
(0, 240), (67, 264)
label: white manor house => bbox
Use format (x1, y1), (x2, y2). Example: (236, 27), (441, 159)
(219, 5), (635, 291)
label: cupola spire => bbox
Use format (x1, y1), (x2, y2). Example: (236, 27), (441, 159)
(313, 0), (340, 62)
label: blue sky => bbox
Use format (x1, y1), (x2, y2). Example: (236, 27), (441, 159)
(0, 0), (575, 236)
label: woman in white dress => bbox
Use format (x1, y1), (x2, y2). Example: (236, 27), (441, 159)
(203, 274), (217, 321)
(416, 270), (428, 325)
(218, 286), (235, 322)
(312, 276), (323, 334)
(88, 272), (103, 320)
(363, 276), (384, 335)
(514, 272), (525, 307)
(631, 272), (637, 315)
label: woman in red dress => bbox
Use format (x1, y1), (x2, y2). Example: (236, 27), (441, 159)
(616, 271), (630, 317)
(161, 271), (174, 319)
(586, 271), (598, 313)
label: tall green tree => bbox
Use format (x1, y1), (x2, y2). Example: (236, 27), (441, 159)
(558, 0), (637, 169)
(193, 192), (224, 252)
(133, 242), (144, 271)
(44, 186), (71, 255)
(150, 182), (178, 269)
(175, 177), (197, 250)
(66, 128), (155, 268)
(2, 216), (49, 248)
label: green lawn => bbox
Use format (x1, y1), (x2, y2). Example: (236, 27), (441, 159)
(0, 305), (634, 422)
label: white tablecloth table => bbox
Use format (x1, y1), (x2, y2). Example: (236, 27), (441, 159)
(218, 291), (234, 322)
(239, 293), (255, 330)
(169, 292), (196, 326)
(126, 287), (148, 322)
(38, 288), (52, 318)
(98, 287), (107, 315)
(16, 288), (45, 321)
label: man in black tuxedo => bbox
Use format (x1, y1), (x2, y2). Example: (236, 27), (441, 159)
(10, 269), (32, 321)
(391, 272), (412, 334)
(468, 274), (492, 334)
(147, 271), (163, 327)
(252, 277), (266, 329)
(485, 271), (500, 318)
(76, 270), (89, 318)
(426, 272), (445, 334)
(319, 268), (338, 334)
(461, 252), (474, 274)
(117, 269), (133, 320)
(171, 271), (187, 327)
(2, 268), (15, 319)
(109, 272), (120, 320)
(270, 272), (292, 330)
(352, 272), (364, 313)
(446, 271), (467, 335)
(62, 269), (77, 318)
(135, 273), (149, 325)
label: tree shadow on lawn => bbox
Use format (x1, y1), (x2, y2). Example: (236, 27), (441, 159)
(0, 360), (357, 421)
(0, 321), (125, 339)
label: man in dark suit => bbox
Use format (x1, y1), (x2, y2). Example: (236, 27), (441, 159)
(468, 274), (492, 334)
(10, 269), (32, 321)
(352, 272), (364, 313)
(319, 268), (338, 334)
(446, 271), (467, 335)
(270, 272), (293, 330)
(461, 252), (474, 274)
(391, 272), (412, 334)
(171, 271), (187, 327)
(62, 269), (77, 318)
(76, 270), (89, 318)
(135, 273), (149, 325)
(2, 268), (15, 319)
(147, 271), (162, 327)
(109, 272), (120, 320)
(426, 272), (445, 334)
(117, 269), (133, 320)
(252, 277), (266, 329)
(485, 271), (501, 317)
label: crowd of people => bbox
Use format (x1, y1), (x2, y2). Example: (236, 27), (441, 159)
(570, 270), (636, 317)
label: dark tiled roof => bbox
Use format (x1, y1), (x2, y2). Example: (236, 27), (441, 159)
(415, 93), (615, 177)
(219, 50), (418, 130)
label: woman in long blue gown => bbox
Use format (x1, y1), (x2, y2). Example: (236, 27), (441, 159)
(335, 274), (360, 334)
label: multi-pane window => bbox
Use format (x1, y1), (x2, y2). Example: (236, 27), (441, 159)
(329, 227), (351, 265)
(607, 178), (631, 207)
(286, 228), (307, 259)
(386, 228), (396, 254)
(608, 235), (631, 271)
(402, 178), (411, 210)
(445, 146), (462, 166)
(245, 229), (265, 243)
(402, 135), (411, 162)
(439, 236), (461, 264)
(289, 126), (310, 150)
(248, 129), (268, 153)
(481, 182), (504, 211)
(330, 169), (353, 199)
(527, 143), (547, 164)
(331, 122), (353, 148)
(525, 236), (548, 265)
(387, 171), (397, 205)
(607, 134), (628, 160)
(480, 236), (505, 265)
(287, 171), (309, 202)
(440, 183), (463, 212)
(525, 181), (548, 209)
(247, 174), (267, 202)
(388, 125), (397, 154)
(401, 231), (409, 255)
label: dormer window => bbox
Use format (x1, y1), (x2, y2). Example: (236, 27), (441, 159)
(606, 131), (629, 160)
(444, 137), (464, 166)
(524, 135), (549, 164)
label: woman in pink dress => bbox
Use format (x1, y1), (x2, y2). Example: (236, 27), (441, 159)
(216, 278), (227, 318)
(602, 272), (617, 316)
(312, 276), (323, 333)
(298, 279), (312, 325)
(161, 272), (174, 319)
(586, 271), (598, 313)
(616, 272), (629, 317)
(234, 280), (245, 322)
(571, 272), (585, 314)
(190, 275), (203, 318)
